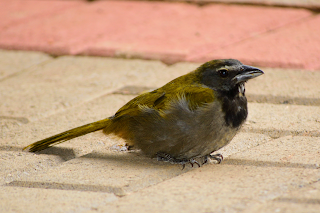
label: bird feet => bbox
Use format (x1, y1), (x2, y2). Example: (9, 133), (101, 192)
(156, 152), (201, 169)
(203, 153), (223, 164)
(156, 152), (223, 169)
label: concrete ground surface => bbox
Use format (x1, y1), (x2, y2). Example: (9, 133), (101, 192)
(0, 0), (320, 213)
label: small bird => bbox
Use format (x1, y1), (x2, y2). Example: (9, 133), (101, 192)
(24, 59), (263, 167)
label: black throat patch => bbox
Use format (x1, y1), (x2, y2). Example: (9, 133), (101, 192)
(218, 84), (248, 128)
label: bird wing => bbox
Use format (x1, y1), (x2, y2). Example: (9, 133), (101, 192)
(113, 89), (166, 117)
(114, 85), (215, 118)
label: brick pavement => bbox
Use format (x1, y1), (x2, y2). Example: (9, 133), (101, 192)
(1, 0), (320, 69)
(1, 50), (319, 212)
(0, 0), (320, 212)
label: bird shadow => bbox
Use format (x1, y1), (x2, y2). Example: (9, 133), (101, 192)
(0, 145), (76, 161)
(3, 145), (318, 196)
(1, 145), (317, 169)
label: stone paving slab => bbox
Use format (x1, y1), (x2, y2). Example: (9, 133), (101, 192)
(1, 50), (319, 212)
(0, 50), (51, 80)
(85, 136), (319, 213)
(1, 0), (319, 69)
(246, 67), (320, 99)
(8, 150), (188, 196)
(0, 56), (168, 122)
(0, 186), (118, 213)
(245, 103), (320, 135)
(245, 181), (320, 213)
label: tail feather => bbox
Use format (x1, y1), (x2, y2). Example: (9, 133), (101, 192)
(23, 118), (111, 152)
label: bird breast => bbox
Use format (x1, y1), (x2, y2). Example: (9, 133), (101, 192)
(131, 95), (240, 159)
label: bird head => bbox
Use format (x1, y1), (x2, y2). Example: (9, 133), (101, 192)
(199, 59), (264, 93)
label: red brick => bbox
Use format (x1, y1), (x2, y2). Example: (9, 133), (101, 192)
(0, 0), (81, 29)
(84, 1), (311, 63)
(193, 15), (320, 70)
(172, 0), (320, 9)
(0, 1), (108, 55)
(0, 0), (315, 69)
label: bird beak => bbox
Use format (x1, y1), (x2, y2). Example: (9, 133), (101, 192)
(232, 65), (264, 84)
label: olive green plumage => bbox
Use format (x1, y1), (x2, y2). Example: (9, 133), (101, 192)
(24, 59), (263, 166)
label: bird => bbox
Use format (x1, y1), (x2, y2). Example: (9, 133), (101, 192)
(23, 59), (264, 167)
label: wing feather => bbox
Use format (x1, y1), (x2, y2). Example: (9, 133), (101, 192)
(114, 85), (215, 118)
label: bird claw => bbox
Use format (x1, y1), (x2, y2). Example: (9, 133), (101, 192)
(189, 159), (201, 168)
(203, 153), (223, 164)
(179, 159), (201, 170)
(156, 152), (201, 169)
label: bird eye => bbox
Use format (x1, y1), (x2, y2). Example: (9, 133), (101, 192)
(219, 69), (228, 78)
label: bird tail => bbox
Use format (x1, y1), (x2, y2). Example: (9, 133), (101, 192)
(23, 118), (111, 152)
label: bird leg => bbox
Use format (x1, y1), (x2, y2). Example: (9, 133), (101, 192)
(156, 152), (201, 169)
(203, 153), (223, 164)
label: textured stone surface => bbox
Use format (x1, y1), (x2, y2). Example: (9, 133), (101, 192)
(0, 50), (51, 80)
(89, 136), (320, 212)
(0, 186), (117, 213)
(1, 0), (320, 212)
(246, 67), (320, 99)
(244, 181), (320, 213)
(0, 56), (168, 121)
(0, 49), (319, 212)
